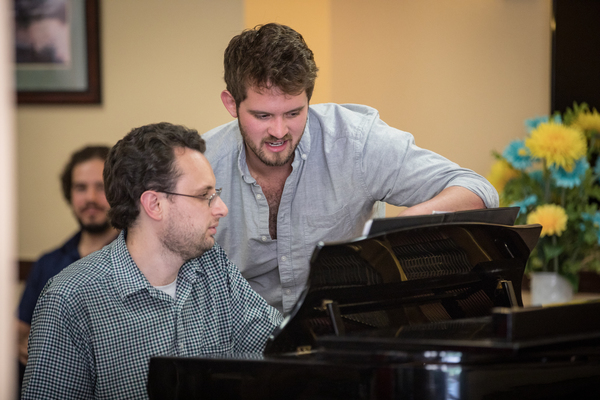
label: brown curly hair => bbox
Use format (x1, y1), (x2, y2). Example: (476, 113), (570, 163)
(103, 122), (205, 230)
(224, 23), (319, 106)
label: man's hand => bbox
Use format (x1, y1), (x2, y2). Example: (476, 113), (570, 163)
(398, 186), (485, 217)
(18, 319), (31, 365)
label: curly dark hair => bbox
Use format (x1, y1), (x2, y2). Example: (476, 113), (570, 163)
(103, 122), (206, 230)
(61, 145), (110, 204)
(224, 23), (319, 106)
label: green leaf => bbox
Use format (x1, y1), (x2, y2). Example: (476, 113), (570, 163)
(542, 242), (564, 262)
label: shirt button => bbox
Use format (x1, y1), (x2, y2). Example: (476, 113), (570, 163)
(261, 236), (268, 242)
(285, 289), (292, 295)
(256, 194), (262, 199)
(281, 256), (287, 262)
(301, 154), (307, 160)
(178, 342), (184, 350)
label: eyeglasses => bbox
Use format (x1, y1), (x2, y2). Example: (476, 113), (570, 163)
(160, 188), (222, 208)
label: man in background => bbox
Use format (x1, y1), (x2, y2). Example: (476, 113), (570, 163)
(203, 23), (499, 314)
(17, 146), (118, 375)
(22, 123), (281, 399)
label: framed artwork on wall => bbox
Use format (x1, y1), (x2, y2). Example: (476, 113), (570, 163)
(15, 0), (101, 104)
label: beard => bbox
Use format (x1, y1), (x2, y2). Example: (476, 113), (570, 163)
(78, 219), (112, 234)
(238, 121), (304, 167)
(75, 201), (111, 234)
(160, 216), (214, 262)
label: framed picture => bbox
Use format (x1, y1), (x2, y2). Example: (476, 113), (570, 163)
(15, 0), (101, 104)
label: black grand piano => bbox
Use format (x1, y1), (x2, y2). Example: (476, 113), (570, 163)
(148, 208), (600, 399)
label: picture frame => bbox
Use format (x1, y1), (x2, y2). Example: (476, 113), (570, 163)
(15, 0), (101, 104)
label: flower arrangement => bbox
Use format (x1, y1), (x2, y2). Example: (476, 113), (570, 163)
(488, 103), (600, 288)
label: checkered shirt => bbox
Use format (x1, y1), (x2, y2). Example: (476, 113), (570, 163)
(22, 231), (282, 399)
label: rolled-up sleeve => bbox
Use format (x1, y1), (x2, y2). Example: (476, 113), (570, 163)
(358, 114), (499, 209)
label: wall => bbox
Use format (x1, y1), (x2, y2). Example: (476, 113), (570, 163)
(331, 0), (551, 174)
(17, 0), (244, 259)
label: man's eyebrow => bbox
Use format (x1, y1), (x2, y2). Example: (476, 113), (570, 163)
(247, 109), (272, 115)
(248, 105), (305, 115)
(285, 106), (305, 113)
(192, 184), (215, 194)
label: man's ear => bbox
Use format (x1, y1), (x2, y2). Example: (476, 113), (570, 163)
(139, 191), (163, 221)
(221, 90), (238, 118)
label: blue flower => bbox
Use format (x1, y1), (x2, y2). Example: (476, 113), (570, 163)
(525, 115), (562, 132)
(594, 160), (600, 177)
(581, 212), (600, 244)
(510, 195), (538, 216)
(550, 158), (589, 188)
(528, 170), (544, 184)
(525, 116), (548, 132)
(502, 139), (532, 170)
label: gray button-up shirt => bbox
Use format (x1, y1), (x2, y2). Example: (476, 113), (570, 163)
(204, 103), (498, 313)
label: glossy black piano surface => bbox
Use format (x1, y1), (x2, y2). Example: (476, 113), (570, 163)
(148, 208), (600, 399)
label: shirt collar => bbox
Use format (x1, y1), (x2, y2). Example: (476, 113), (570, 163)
(111, 230), (151, 299)
(237, 139), (254, 183)
(296, 111), (312, 158)
(111, 230), (206, 299)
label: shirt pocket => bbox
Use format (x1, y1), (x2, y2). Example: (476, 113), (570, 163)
(304, 205), (353, 256)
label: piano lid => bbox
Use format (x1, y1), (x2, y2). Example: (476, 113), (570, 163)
(265, 209), (542, 355)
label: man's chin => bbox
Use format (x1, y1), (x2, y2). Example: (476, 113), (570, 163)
(79, 220), (112, 234)
(259, 150), (295, 167)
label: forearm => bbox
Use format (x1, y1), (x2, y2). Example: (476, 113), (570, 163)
(398, 186), (485, 217)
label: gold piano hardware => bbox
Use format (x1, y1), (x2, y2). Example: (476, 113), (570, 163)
(296, 345), (312, 355)
(319, 299), (333, 311)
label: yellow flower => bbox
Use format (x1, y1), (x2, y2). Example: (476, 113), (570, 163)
(525, 122), (586, 172)
(487, 159), (519, 193)
(572, 109), (600, 134)
(526, 204), (568, 237)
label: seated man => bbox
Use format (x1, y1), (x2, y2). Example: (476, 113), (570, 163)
(203, 23), (499, 314)
(18, 146), (118, 372)
(22, 123), (282, 399)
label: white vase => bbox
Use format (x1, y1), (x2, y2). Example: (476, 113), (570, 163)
(530, 271), (574, 306)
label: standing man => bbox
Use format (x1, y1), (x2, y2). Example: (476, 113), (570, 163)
(22, 123), (281, 399)
(18, 146), (118, 369)
(203, 23), (499, 314)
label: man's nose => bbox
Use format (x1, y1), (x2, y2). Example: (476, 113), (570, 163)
(268, 116), (288, 139)
(85, 187), (102, 202)
(212, 196), (228, 217)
